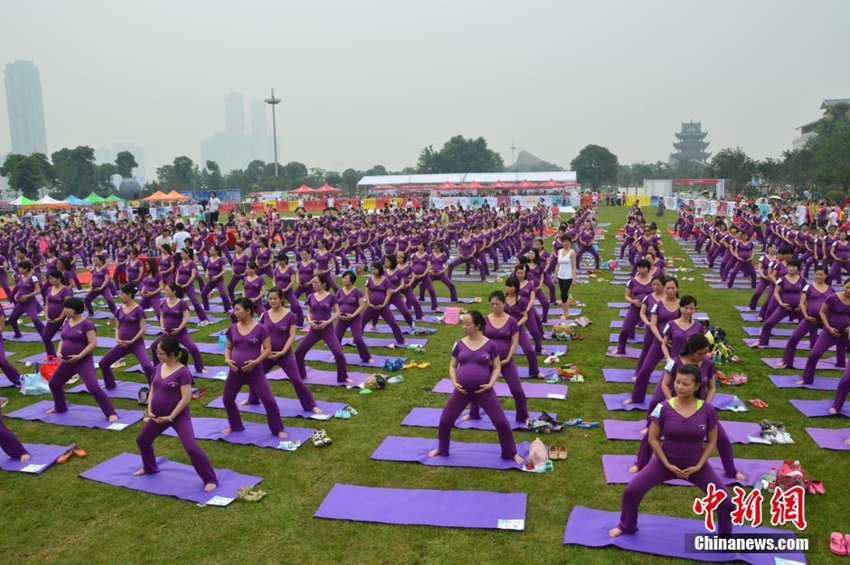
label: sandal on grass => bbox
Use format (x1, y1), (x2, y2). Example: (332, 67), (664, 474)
(311, 429), (332, 447)
(577, 421), (599, 429)
(565, 418), (583, 427)
(236, 485), (267, 502)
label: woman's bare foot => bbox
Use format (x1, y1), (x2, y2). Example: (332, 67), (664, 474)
(828, 407), (838, 414)
(630, 376), (637, 382)
(238, 400), (251, 407)
(427, 448), (441, 458)
(44, 408), (57, 415)
(312, 407), (323, 414)
(367, 358), (376, 364)
(639, 427), (648, 435)
(20, 454), (31, 463)
(222, 427), (232, 434)
(132, 469), (146, 476)
(628, 465), (639, 474)
(513, 454), (524, 465)
(346, 378), (355, 385)
(199, 369), (209, 374)
(735, 472), (746, 481)
(108, 414), (119, 423)
(776, 361), (788, 369)
(277, 431), (288, 439)
(756, 317), (763, 322)
(796, 379), (806, 386)
(609, 527), (623, 538)
(622, 398), (633, 406)
(204, 483), (217, 492)
(460, 414), (473, 422)
(844, 438), (850, 445)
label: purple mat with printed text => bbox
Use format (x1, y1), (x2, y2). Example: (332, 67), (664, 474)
(163, 417), (315, 448)
(206, 393), (345, 419)
(67, 379), (148, 400)
(5, 401), (143, 430)
(401, 407), (550, 431)
(431, 378), (567, 399)
(314, 484), (527, 530)
(79, 452), (262, 505)
(0, 443), (72, 474)
(371, 436), (529, 470)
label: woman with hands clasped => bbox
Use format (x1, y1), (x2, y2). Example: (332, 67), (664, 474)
(428, 310), (523, 465)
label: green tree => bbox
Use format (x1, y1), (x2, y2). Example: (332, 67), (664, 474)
(282, 161), (308, 180)
(204, 160), (224, 192)
(96, 163), (120, 192)
(365, 164), (388, 176)
(416, 136), (504, 174)
(570, 144), (619, 189)
(809, 103), (850, 193)
(115, 151), (138, 178)
(172, 156), (199, 189)
(245, 160), (267, 189)
(341, 168), (362, 194)
(50, 145), (97, 197)
(708, 147), (755, 194)
(1, 153), (55, 199)
(781, 147), (814, 189)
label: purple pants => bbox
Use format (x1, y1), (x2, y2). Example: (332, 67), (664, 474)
(181, 284), (208, 322)
(748, 279), (770, 310)
(633, 328), (655, 373)
(201, 279), (232, 313)
(426, 273), (458, 302)
(222, 368), (285, 435)
(388, 293), (414, 327)
(758, 306), (799, 345)
(412, 275), (438, 309)
(9, 300), (44, 337)
(618, 456), (733, 534)
(576, 244), (600, 269)
(244, 354), (317, 411)
(226, 275), (244, 303)
(49, 357), (116, 417)
(828, 260), (850, 284)
(294, 325), (349, 383)
(467, 360), (530, 422)
(0, 341), (20, 385)
(630, 341), (664, 404)
(335, 314), (375, 360)
(516, 327), (541, 377)
(535, 289), (550, 322)
(150, 330), (204, 373)
(66, 270), (83, 290)
(800, 331), (849, 383)
(527, 309), (544, 353)
(833, 365), (850, 412)
(41, 321), (61, 357)
(361, 306), (405, 345)
(779, 320), (822, 366)
(447, 257), (485, 281)
(0, 274), (13, 305)
(757, 284), (777, 319)
(84, 287), (118, 316)
(726, 259), (756, 288)
(402, 288), (424, 320)
(100, 341), (155, 386)
(0, 406), (28, 459)
(617, 306), (642, 354)
(139, 296), (162, 320)
(437, 385), (517, 458)
(136, 412), (217, 485)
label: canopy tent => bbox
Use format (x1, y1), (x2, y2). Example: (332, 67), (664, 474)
(35, 196), (71, 208)
(434, 181), (460, 191)
(458, 181), (485, 190)
(0, 201), (16, 213)
(315, 184), (343, 194)
(289, 185), (316, 195)
(104, 194), (126, 203)
(165, 190), (189, 202)
(65, 195), (90, 206)
(83, 193), (109, 205)
(10, 196), (37, 206)
(141, 191), (169, 202)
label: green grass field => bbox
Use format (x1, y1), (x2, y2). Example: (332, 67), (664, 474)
(0, 206), (844, 564)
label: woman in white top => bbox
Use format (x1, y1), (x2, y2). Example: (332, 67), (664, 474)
(556, 234), (577, 320)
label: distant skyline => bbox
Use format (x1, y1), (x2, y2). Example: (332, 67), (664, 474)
(4, 60), (47, 156)
(1, 0), (848, 177)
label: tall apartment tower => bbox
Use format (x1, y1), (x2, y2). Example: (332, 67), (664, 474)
(4, 60), (48, 155)
(224, 92), (245, 136)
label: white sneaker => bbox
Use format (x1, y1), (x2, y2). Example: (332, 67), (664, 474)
(198, 320), (209, 327)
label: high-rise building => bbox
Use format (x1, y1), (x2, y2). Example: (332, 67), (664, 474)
(4, 60), (48, 155)
(669, 121), (711, 166)
(224, 92), (245, 136)
(250, 99), (271, 162)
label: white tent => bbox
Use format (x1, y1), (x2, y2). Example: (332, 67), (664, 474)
(36, 196), (69, 206)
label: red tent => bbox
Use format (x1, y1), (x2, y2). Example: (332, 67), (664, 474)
(517, 180), (535, 189)
(315, 183), (343, 194)
(487, 180), (509, 189)
(289, 184), (315, 195)
(434, 181), (459, 191)
(459, 180), (485, 190)
(540, 179), (561, 189)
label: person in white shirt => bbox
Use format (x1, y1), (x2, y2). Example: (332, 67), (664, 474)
(327, 196), (335, 210)
(828, 209), (838, 228)
(207, 192), (221, 225)
(172, 223), (191, 258)
(155, 229), (173, 252)
(556, 234), (577, 320)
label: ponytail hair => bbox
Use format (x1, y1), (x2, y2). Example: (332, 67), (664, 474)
(157, 336), (189, 365)
(167, 282), (184, 299)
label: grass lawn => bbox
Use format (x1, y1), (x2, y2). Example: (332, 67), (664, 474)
(0, 206), (843, 564)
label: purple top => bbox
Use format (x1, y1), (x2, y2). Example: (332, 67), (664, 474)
(452, 339), (499, 391)
(206, 257), (225, 279)
(336, 287), (364, 316)
(141, 273), (162, 294)
(649, 400), (718, 466)
(226, 323), (269, 371)
(802, 283), (834, 319)
(117, 304), (145, 341)
(824, 293), (850, 330)
(412, 253), (430, 275)
(60, 318), (96, 360)
(308, 292), (336, 323)
(626, 277), (653, 307)
(46, 285), (73, 320)
(161, 299), (189, 333)
(663, 320), (705, 359)
(367, 277), (391, 305)
(243, 275), (265, 302)
(273, 265), (293, 290)
(298, 260), (316, 285)
(430, 253), (447, 273)
(232, 254), (248, 277)
(151, 365), (193, 416)
(776, 275), (806, 308)
(484, 316), (518, 360)
(260, 309), (296, 351)
(176, 261), (197, 286)
(648, 300), (681, 341)
(126, 259), (143, 283)
(14, 274), (39, 304)
(159, 254), (175, 282)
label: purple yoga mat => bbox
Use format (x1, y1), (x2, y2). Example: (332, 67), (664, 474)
(609, 280), (626, 285)
(341, 337), (428, 348)
(740, 312), (795, 324)
(760, 356), (844, 371)
(6, 333), (47, 343)
(450, 276), (497, 283)
(609, 320), (626, 328)
(602, 454), (781, 487)
(768, 374), (839, 391)
(435, 297), (476, 304)
(805, 427), (850, 450)
(431, 378), (567, 400)
(362, 324), (431, 336)
(206, 393), (346, 419)
(0, 443), (72, 474)
(143, 326), (197, 336)
(606, 346), (641, 359)
(371, 436), (529, 470)
(0, 374), (16, 387)
(79, 452), (262, 506)
(790, 399), (850, 418)
(607, 302), (630, 308)
(562, 506), (807, 565)
(744, 338), (812, 350)
(602, 368), (661, 384)
(5, 401), (143, 430)
(67, 379), (148, 400)
(734, 305), (758, 312)
(708, 283), (754, 290)
(315, 483), (527, 530)
(265, 366), (371, 387)
(742, 326), (793, 337)
(123, 364), (231, 379)
(401, 407), (551, 431)
(515, 365), (557, 379)
(163, 417), (315, 448)
(608, 333), (641, 344)
(303, 350), (403, 368)
(603, 392), (746, 412)
(603, 419), (762, 444)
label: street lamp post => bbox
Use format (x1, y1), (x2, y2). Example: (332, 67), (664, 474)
(265, 89), (281, 177)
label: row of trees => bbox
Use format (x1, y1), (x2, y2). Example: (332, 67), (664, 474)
(0, 147), (138, 199)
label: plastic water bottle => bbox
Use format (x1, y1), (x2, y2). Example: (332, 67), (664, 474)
(767, 466), (777, 489)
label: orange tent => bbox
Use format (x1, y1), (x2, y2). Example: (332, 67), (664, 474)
(165, 190), (189, 201)
(142, 191), (169, 202)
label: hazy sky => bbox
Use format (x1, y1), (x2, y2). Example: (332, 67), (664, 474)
(2, 0), (849, 178)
